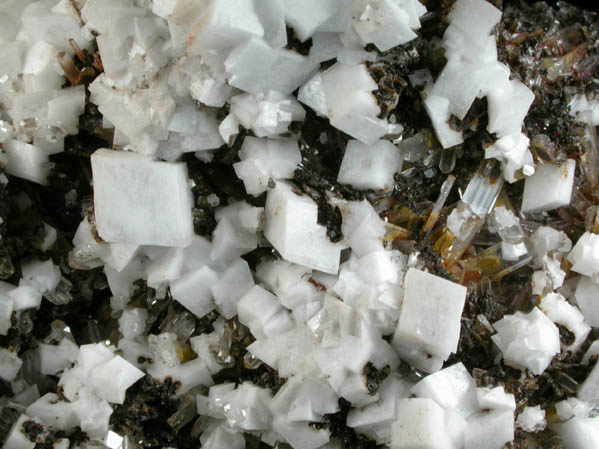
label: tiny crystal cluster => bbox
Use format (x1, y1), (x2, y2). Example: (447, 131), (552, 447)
(0, 0), (599, 448)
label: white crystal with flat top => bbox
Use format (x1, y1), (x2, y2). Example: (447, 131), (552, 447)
(91, 149), (193, 247)
(265, 181), (343, 274)
(392, 268), (467, 372)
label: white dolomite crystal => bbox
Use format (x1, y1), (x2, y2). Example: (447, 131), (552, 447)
(492, 307), (560, 375)
(265, 181), (343, 274)
(392, 268), (467, 372)
(337, 139), (402, 191)
(91, 149), (193, 247)
(521, 159), (576, 213)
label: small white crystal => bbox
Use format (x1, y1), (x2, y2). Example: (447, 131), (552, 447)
(567, 232), (599, 279)
(321, 62), (389, 145)
(411, 362), (479, 417)
(20, 258), (61, 294)
(233, 136), (302, 196)
(211, 258), (255, 319)
(464, 409), (514, 449)
(521, 160), (576, 213)
(39, 338), (79, 375)
(3, 414), (37, 449)
(516, 405), (546, 432)
(9, 283), (43, 311)
(170, 266), (219, 318)
(337, 139), (402, 191)
(3, 139), (51, 185)
(89, 354), (145, 404)
(539, 292), (590, 352)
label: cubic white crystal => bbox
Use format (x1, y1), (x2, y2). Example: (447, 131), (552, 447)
(238, 285), (292, 339)
(20, 258), (61, 294)
(492, 307), (560, 375)
(233, 136), (302, 196)
(210, 216), (257, 262)
(25, 393), (78, 430)
(201, 425), (245, 449)
(531, 226), (572, 267)
(225, 38), (316, 96)
(351, 0), (420, 52)
(391, 398), (453, 449)
(39, 338), (79, 375)
(423, 93), (464, 148)
(230, 90), (306, 138)
(167, 105), (224, 151)
(321, 62), (389, 145)
(485, 133), (532, 183)
(464, 409), (514, 449)
(8, 283), (43, 311)
(3, 140), (50, 185)
(392, 268), (467, 372)
(47, 86), (86, 135)
(0, 347), (22, 381)
(89, 355), (145, 404)
(211, 258), (255, 319)
(521, 159), (576, 213)
(553, 416), (599, 449)
(91, 149), (193, 247)
(568, 232), (599, 278)
(411, 362), (479, 417)
(487, 80), (535, 138)
(539, 292), (590, 352)
(448, 0), (502, 41)
(284, 0), (343, 41)
(265, 181), (343, 274)
(298, 74), (328, 117)
(118, 308), (148, 340)
(337, 139), (402, 191)
(2, 414), (37, 449)
(186, 0), (264, 54)
(170, 266), (219, 318)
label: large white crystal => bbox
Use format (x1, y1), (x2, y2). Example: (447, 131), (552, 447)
(392, 268), (467, 372)
(91, 149), (193, 247)
(265, 181), (343, 274)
